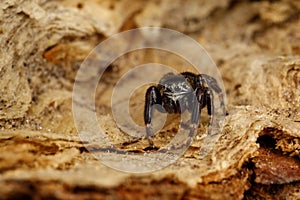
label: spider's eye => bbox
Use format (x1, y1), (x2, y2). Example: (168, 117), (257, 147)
(174, 85), (181, 91)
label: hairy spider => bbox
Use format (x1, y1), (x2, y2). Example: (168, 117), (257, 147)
(144, 71), (225, 149)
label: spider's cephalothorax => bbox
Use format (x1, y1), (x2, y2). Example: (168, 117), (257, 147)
(144, 72), (225, 149)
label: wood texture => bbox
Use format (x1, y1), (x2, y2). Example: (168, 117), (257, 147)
(0, 0), (299, 199)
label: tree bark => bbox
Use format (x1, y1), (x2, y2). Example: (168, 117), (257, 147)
(0, 0), (299, 199)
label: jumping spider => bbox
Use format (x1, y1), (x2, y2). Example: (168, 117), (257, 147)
(144, 72), (225, 149)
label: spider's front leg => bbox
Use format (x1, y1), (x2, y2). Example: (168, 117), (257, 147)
(201, 74), (226, 115)
(185, 88), (203, 147)
(144, 86), (162, 148)
(205, 88), (214, 135)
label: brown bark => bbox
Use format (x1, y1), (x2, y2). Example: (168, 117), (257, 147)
(0, 0), (299, 199)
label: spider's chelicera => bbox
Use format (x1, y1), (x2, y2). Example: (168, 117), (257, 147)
(144, 72), (225, 149)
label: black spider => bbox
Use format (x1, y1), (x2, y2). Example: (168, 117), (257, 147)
(144, 71), (225, 149)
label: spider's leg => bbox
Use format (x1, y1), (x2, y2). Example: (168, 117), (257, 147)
(201, 74), (226, 115)
(211, 85), (225, 116)
(144, 86), (162, 148)
(205, 88), (214, 135)
(185, 89), (203, 147)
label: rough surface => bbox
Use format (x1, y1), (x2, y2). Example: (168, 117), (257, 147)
(253, 146), (300, 184)
(0, 0), (300, 199)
